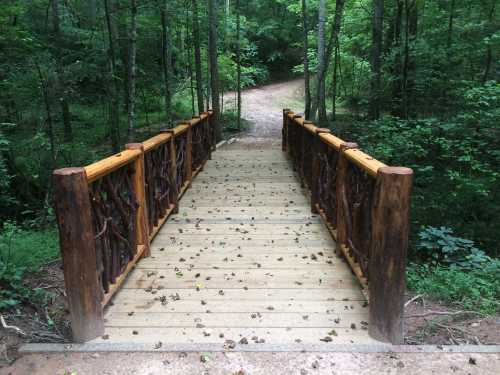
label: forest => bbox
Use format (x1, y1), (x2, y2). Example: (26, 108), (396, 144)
(0, 0), (499, 337)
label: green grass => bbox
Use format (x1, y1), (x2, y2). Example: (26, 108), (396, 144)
(407, 261), (500, 315)
(0, 226), (59, 271)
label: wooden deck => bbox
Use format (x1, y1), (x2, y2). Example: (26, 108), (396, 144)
(92, 144), (376, 347)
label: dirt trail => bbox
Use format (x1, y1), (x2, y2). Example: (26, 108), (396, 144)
(225, 79), (304, 140)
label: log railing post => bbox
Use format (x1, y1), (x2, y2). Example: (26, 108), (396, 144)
(182, 122), (193, 187)
(335, 142), (358, 252)
(311, 128), (330, 213)
(53, 167), (104, 342)
(369, 167), (413, 344)
(161, 129), (179, 214)
(125, 143), (150, 257)
(202, 112), (213, 160)
(282, 108), (290, 152)
(292, 114), (302, 174)
(208, 109), (215, 151)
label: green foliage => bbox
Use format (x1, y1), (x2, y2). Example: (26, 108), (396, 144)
(407, 261), (500, 315)
(0, 221), (58, 310)
(416, 226), (491, 270)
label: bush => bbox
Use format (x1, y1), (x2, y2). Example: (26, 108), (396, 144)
(407, 261), (500, 315)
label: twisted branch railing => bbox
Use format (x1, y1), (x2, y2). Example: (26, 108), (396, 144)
(283, 109), (413, 344)
(53, 111), (214, 342)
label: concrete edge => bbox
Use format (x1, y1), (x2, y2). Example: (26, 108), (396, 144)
(19, 343), (500, 354)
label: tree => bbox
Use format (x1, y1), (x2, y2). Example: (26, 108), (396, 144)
(191, 0), (204, 114)
(104, 0), (121, 152)
(127, 0), (138, 141)
(51, 0), (73, 142)
(160, 0), (173, 125)
(369, 0), (384, 120)
(208, 0), (221, 141)
(236, 0), (242, 130)
(302, 0), (311, 119)
(312, 0), (345, 124)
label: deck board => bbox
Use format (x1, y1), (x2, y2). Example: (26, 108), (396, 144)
(96, 146), (372, 346)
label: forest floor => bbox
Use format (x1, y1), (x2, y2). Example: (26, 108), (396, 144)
(1, 79), (499, 373)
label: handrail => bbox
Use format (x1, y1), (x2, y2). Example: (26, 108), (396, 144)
(52, 111), (215, 342)
(283, 109), (413, 344)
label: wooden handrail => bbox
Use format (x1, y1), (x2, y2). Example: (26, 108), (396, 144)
(283, 108), (413, 344)
(53, 111), (215, 342)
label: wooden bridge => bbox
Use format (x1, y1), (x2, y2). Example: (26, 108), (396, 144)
(52, 110), (412, 349)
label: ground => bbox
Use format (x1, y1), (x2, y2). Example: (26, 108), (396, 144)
(1, 79), (499, 373)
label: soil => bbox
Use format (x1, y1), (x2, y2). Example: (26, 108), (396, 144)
(0, 261), (71, 366)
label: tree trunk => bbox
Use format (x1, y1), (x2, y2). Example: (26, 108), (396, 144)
(208, 0), (222, 141)
(312, 0), (345, 124)
(51, 0), (73, 143)
(316, 0), (327, 124)
(301, 0), (311, 120)
(127, 0), (138, 141)
(369, 0), (384, 120)
(36, 65), (56, 169)
(391, 0), (403, 117)
(191, 0), (204, 114)
(104, 0), (121, 152)
(482, 1), (496, 84)
(160, 1), (173, 126)
(236, 0), (242, 130)
(331, 39), (339, 122)
(402, 0), (418, 118)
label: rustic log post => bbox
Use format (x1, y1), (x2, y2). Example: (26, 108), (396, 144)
(202, 112), (212, 160)
(292, 114), (302, 175)
(311, 128), (330, 213)
(282, 108), (290, 152)
(185, 122), (193, 186)
(125, 143), (150, 257)
(53, 167), (104, 342)
(369, 166), (413, 344)
(161, 129), (179, 214)
(335, 142), (358, 252)
(208, 109), (215, 151)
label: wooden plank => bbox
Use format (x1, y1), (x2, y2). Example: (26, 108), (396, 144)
(105, 299), (368, 314)
(91, 327), (376, 344)
(103, 312), (369, 328)
(110, 288), (365, 302)
(84, 149), (141, 183)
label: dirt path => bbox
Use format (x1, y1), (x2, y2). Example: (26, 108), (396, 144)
(225, 79), (304, 139)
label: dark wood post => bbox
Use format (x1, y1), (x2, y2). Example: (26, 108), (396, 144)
(282, 108), (290, 152)
(185, 122), (193, 186)
(369, 166), (413, 344)
(208, 109), (215, 151)
(53, 167), (104, 342)
(202, 112), (212, 160)
(292, 114), (302, 174)
(311, 128), (330, 213)
(161, 129), (179, 214)
(125, 143), (150, 257)
(335, 142), (358, 252)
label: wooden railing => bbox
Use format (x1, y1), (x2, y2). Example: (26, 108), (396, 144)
(52, 111), (214, 342)
(283, 109), (413, 344)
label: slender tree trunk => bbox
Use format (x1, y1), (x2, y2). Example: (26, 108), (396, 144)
(51, 0), (73, 142)
(36, 64), (56, 168)
(160, 1), (173, 125)
(369, 0), (384, 120)
(208, 0), (222, 141)
(312, 0), (345, 124)
(302, 0), (311, 119)
(482, 1), (496, 83)
(104, 0), (121, 152)
(127, 0), (138, 141)
(392, 0), (403, 117)
(186, 11), (196, 116)
(447, 0), (455, 50)
(402, 0), (418, 118)
(317, 0), (327, 124)
(191, 0), (204, 114)
(236, 0), (242, 130)
(331, 39), (339, 122)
